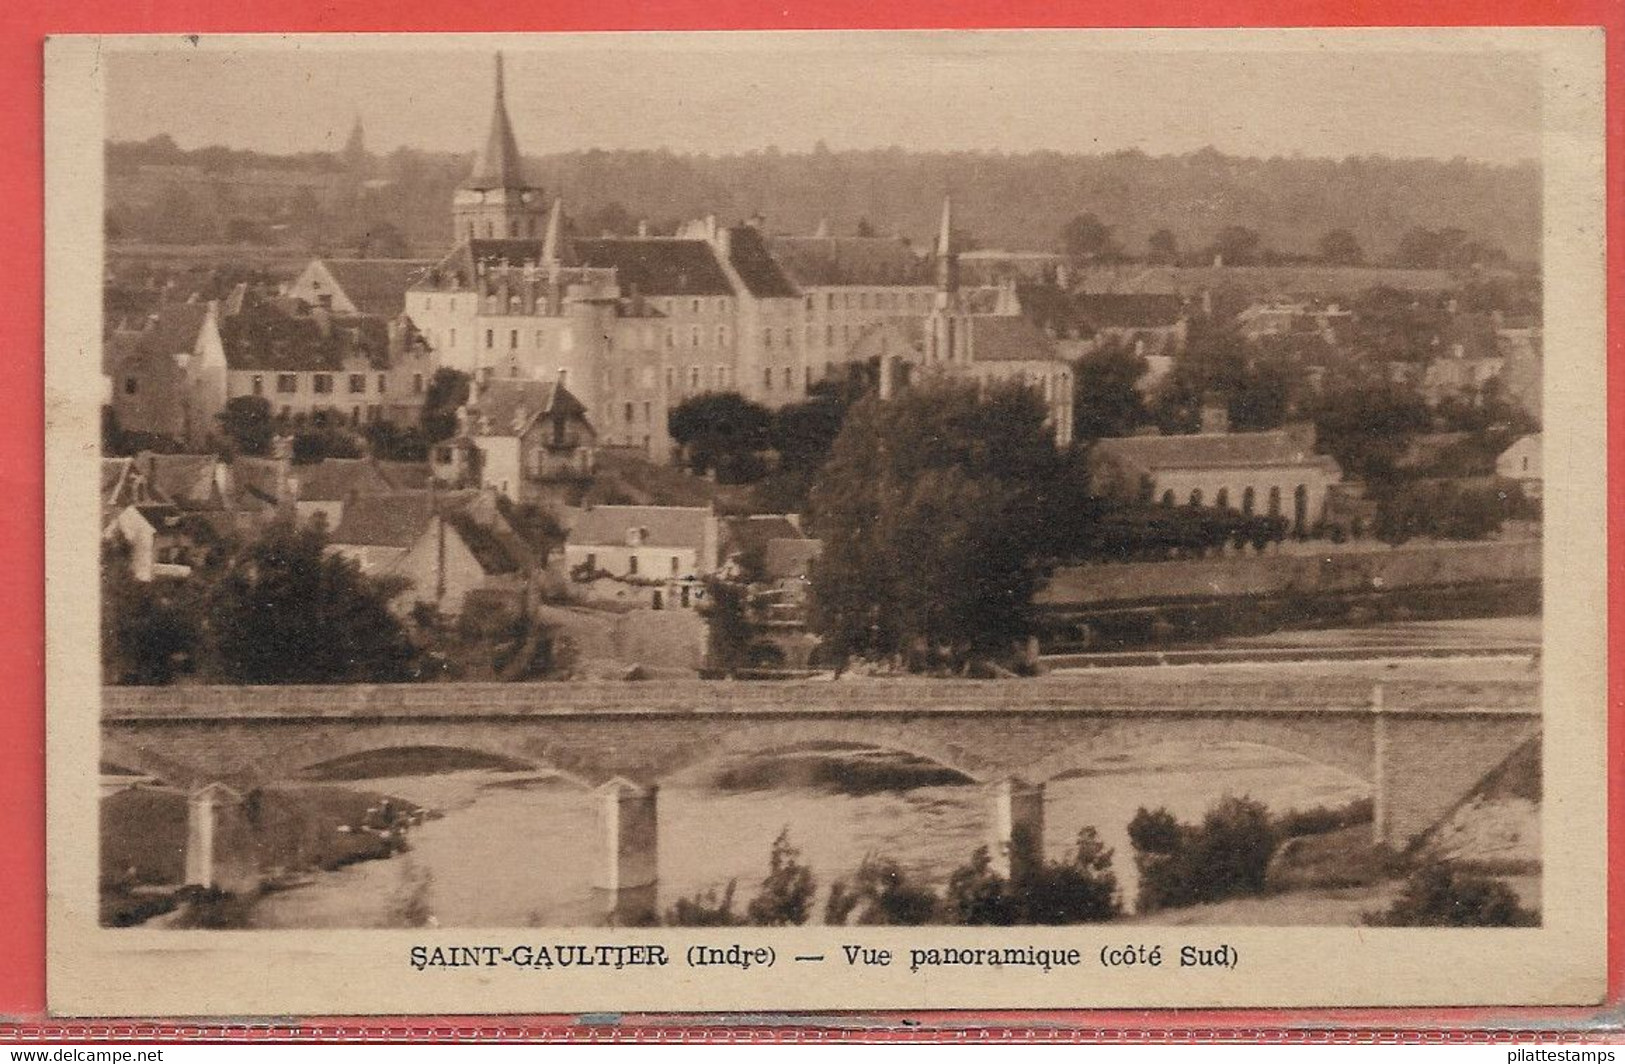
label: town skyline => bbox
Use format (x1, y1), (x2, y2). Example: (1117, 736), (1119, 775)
(104, 35), (1543, 166)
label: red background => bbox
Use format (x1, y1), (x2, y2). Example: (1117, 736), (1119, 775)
(0, 0), (1617, 1040)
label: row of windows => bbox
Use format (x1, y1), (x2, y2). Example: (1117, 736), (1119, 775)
(1158, 484), (1310, 520)
(249, 372), (426, 398)
(805, 290), (931, 315)
(606, 401), (658, 426)
(583, 552), (686, 577)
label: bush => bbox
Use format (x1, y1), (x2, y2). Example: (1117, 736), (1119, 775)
(1364, 861), (1538, 927)
(743, 829), (816, 926)
(1275, 797), (1374, 838)
(665, 881), (743, 927)
(1130, 797), (1280, 914)
(824, 856), (939, 926)
(941, 828), (1121, 925)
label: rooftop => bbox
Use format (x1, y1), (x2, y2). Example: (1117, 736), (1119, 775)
(570, 505), (713, 550)
(1093, 428), (1340, 473)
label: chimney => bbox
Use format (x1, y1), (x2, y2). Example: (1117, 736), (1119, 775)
(717, 226), (732, 258)
(1199, 395), (1230, 434)
(637, 219), (649, 238)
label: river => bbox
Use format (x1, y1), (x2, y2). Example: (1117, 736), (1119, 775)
(246, 741), (1369, 929)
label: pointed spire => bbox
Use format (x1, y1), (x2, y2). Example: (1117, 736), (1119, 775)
(464, 52), (529, 191)
(541, 197), (564, 264)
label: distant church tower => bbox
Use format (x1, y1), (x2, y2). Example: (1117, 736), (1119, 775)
(453, 54), (546, 242)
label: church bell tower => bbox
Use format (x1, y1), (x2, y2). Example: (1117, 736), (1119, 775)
(453, 53), (547, 242)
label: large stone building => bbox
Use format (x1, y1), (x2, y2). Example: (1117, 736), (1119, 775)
(1089, 420), (1342, 534)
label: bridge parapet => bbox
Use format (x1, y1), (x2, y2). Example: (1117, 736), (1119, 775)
(101, 675), (1539, 721)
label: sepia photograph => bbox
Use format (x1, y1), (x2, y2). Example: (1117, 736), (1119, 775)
(43, 29), (1607, 1015)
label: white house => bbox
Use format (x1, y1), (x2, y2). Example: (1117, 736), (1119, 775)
(1496, 433), (1542, 500)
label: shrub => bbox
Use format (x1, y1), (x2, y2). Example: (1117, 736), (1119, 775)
(1275, 797), (1374, 838)
(824, 856), (939, 926)
(1364, 861), (1538, 927)
(665, 881), (743, 927)
(941, 828), (1121, 926)
(1129, 797), (1281, 914)
(744, 829), (816, 926)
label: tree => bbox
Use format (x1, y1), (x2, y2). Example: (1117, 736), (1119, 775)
(1061, 213), (1120, 262)
(667, 392), (773, 480)
(217, 395), (275, 457)
(353, 221), (410, 259)
(1317, 228), (1363, 266)
(743, 829), (816, 926)
(205, 520), (421, 684)
(806, 381), (1064, 672)
(101, 538), (202, 685)
(420, 368), (472, 444)
(1146, 227), (1178, 265)
(1306, 379), (1432, 484)
(1071, 342), (1150, 441)
(1207, 225), (1264, 266)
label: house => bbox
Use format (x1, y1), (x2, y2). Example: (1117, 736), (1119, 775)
(106, 301), (228, 447)
(220, 295), (433, 430)
(327, 488), (536, 616)
(1236, 300), (1353, 345)
(720, 514), (805, 577)
(103, 503), (231, 581)
(284, 458), (399, 530)
(287, 258), (433, 318)
(1090, 421), (1343, 535)
(1496, 434), (1542, 499)
(564, 504), (721, 609)
(431, 378), (596, 503)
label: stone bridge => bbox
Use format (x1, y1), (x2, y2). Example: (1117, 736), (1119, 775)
(101, 675), (1539, 920)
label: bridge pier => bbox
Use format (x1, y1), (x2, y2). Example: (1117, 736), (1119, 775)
(988, 778), (1045, 880)
(595, 779), (659, 926)
(184, 783), (259, 894)
(1371, 685), (1393, 848)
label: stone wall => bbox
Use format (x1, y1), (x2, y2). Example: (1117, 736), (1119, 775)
(1040, 540), (1540, 607)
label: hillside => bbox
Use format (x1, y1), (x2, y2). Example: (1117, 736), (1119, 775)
(106, 139), (1541, 267)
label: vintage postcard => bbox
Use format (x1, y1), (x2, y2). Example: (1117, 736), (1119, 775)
(44, 29), (1607, 1016)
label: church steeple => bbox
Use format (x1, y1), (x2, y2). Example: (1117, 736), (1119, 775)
(463, 53), (528, 192)
(453, 53), (546, 242)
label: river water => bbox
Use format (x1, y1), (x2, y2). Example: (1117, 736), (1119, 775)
(247, 742), (1369, 928)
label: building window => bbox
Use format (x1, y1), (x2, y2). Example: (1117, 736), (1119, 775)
(349, 374), (366, 394)
(717, 326), (728, 346)
(509, 330), (519, 350)
(784, 327), (794, 348)
(690, 327), (701, 348)
(716, 365), (728, 387)
(665, 368), (675, 391)
(628, 554), (640, 576)
(825, 325), (835, 345)
(691, 299), (701, 315)
(435, 446), (453, 462)
(1216, 488), (1229, 510)
(377, 374), (387, 395)
(643, 401), (652, 423)
(276, 374), (298, 394)
(665, 329), (675, 349)
(690, 367), (700, 389)
(763, 329), (774, 349)
(485, 329), (494, 349)
(251, 375), (263, 396)
(313, 374), (333, 395)
(1188, 489), (1203, 507)
(1268, 486), (1282, 517)
(805, 295), (814, 312)
(826, 293), (835, 311)
(783, 367), (793, 389)
(1242, 487), (1256, 515)
(763, 367), (773, 391)
(1161, 490), (1175, 507)
(535, 330), (545, 348)
(586, 552), (597, 570)
(624, 402), (635, 423)
(412, 373), (425, 394)
(122, 377), (137, 395)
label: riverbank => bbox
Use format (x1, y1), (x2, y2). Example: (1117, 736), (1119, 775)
(100, 781), (430, 927)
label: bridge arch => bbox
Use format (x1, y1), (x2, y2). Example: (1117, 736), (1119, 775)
(1026, 714), (1377, 786)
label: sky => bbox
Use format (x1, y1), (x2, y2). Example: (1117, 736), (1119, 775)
(102, 33), (1543, 165)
